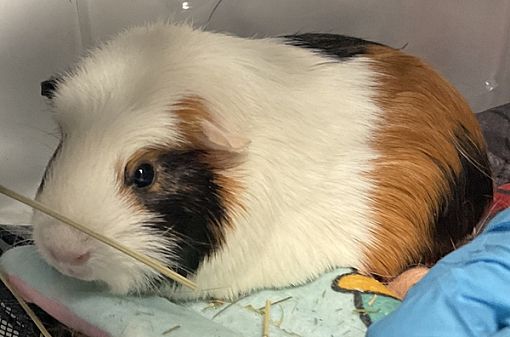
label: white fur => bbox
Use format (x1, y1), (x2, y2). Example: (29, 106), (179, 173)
(33, 23), (382, 299)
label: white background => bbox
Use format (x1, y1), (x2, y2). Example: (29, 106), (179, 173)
(1, 0), (509, 223)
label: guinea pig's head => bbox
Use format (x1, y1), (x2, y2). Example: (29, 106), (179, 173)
(32, 24), (249, 294)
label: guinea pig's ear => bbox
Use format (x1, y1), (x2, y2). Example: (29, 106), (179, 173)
(175, 97), (251, 153)
(40, 76), (60, 99)
(199, 119), (251, 153)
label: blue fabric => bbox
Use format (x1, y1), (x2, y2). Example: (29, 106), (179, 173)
(367, 208), (510, 337)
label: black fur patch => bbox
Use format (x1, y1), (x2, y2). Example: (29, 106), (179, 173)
(283, 33), (383, 60)
(133, 150), (227, 277)
(433, 126), (493, 257)
(41, 77), (60, 99)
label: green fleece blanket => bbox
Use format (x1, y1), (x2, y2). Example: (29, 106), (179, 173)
(0, 245), (400, 337)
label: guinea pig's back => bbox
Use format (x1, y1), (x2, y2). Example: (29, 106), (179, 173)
(357, 43), (493, 277)
(240, 34), (493, 278)
(194, 32), (493, 296)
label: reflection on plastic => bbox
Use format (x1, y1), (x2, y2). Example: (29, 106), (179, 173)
(484, 79), (498, 92)
(169, 0), (224, 28)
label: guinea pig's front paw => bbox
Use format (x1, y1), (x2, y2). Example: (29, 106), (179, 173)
(97, 265), (150, 295)
(107, 277), (134, 295)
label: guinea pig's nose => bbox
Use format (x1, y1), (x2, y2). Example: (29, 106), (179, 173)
(49, 248), (91, 266)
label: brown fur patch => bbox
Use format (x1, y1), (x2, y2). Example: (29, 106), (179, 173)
(172, 96), (246, 216)
(203, 151), (247, 215)
(173, 96), (214, 150)
(362, 45), (491, 278)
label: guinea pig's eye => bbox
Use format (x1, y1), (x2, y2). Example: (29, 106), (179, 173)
(132, 163), (155, 188)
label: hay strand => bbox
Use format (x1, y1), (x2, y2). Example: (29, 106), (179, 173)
(162, 324), (181, 335)
(262, 300), (271, 337)
(0, 272), (53, 337)
(257, 296), (292, 311)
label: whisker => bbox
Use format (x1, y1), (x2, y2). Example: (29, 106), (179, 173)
(147, 221), (214, 252)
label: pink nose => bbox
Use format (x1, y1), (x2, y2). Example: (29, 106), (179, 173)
(48, 248), (91, 266)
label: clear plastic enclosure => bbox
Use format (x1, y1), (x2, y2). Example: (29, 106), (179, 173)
(1, 0), (509, 223)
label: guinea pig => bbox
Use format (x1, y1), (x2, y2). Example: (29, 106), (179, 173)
(32, 23), (493, 300)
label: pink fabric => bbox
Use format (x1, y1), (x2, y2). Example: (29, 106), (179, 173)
(7, 274), (110, 337)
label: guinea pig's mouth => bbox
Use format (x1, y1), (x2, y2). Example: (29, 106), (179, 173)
(33, 243), (95, 282)
(43, 253), (95, 281)
(57, 264), (95, 281)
